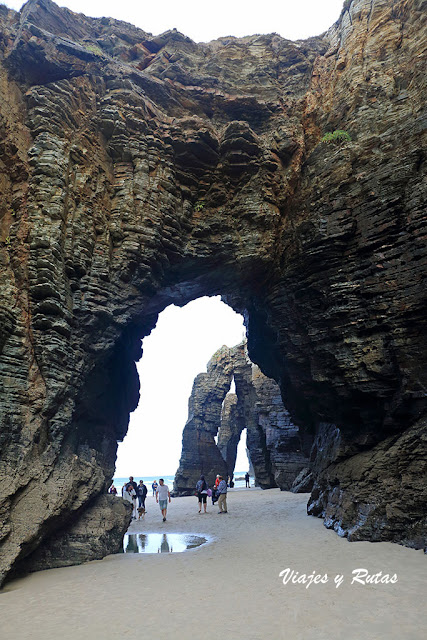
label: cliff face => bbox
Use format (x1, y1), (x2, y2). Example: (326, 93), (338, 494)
(0, 0), (426, 583)
(250, 366), (312, 490)
(217, 393), (242, 476)
(174, 342), (308, 494)
(174, 346), (233, 494)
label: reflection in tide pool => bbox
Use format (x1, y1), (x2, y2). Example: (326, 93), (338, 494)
(123, 533), (208, 554)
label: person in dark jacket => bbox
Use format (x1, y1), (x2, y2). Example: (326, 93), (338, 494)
(127, 476), (138, 494)
(137, 480), (148, 509)
(195, 475), (209, 513)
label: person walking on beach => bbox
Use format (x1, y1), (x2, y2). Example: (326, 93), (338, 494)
(152, 480), (158, 497)
(156, 478), (171, 522)
(196, 475), (209, 513)
(137, 480), (148, 510)
(109, 484), (117, 495)
(245, 472), (250, 488)
(217, 476), (228, 514)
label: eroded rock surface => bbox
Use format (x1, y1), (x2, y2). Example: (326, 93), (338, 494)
(217, 393), (242, 476)
(250, 365), (312, 490)
(175, 341), (313, 494)
(0, 0), (426, 583)
(307, 417), (427, 546)
(18, 495), (132, 574)
(174, 346), (232, 494)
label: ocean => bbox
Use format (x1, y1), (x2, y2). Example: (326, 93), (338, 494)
(112, 472), (252, 493)
(113, 475), (175, 494)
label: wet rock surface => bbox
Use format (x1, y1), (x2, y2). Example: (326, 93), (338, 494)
(0, 0), (426, 583)
(13, 495), (132, 575)
(307, 416), (427, 547)
(291, 467), (314, 494)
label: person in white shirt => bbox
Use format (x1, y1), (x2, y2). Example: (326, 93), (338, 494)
(123, 484), (138, 519)
(156, 479), (171, 522)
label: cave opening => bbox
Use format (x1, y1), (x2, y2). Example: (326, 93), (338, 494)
(113, 295), (246, 486)
(233, 430), (252, 479)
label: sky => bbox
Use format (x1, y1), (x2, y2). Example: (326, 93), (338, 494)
(3, 0), (345, 477)
(3, 1), (345, 42)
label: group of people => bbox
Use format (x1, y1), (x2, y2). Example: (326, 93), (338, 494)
(109, 477), (171, 521)
(195, 471), (251, 513)
(196, 474), (228, 514)
(119, 477), (148, 519)
(109, 471), (251, 521)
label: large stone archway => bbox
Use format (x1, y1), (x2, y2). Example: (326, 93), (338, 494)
(0, 0), (426, 584)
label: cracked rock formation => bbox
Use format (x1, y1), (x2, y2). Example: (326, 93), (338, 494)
(250, 364), (312, 490)
(217, 392), (242, 477)
(174, 341), (312, 494)
(0, 0), (426, 584)
(17, 495), (132, 575)
(173, 346), (233, 494)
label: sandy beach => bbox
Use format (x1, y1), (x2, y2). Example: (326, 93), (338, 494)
(1, 488), (425, 640)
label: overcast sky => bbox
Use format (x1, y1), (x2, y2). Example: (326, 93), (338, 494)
(4, 1), (344, 42)
(4, 0), (345, 477)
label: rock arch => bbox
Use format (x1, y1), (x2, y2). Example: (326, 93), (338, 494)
(174, 341), (311, 495)
(0, 0), (426, 584)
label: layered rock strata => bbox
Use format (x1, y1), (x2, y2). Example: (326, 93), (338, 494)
(0, 0), (426, 584)
(307, 418), (427, 546)
(251, 365), (312, 490)
(173, 346), (233, 494)
(17, 495), (132, 574)
(217, 393), (242, 477)
(174, 342), (312, 494)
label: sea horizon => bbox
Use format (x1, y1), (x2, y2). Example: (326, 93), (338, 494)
(112, 471), (253, 491)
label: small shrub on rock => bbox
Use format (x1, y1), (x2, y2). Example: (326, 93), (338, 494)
(321, 130), (352, 145)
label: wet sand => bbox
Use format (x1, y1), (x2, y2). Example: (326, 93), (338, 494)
(1, 489), (425, 640)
